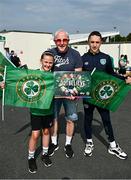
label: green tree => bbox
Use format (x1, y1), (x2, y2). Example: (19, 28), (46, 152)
(126, 33), (131, 41)
(110, 35), (127, 42)
(115, 35), (123, 42)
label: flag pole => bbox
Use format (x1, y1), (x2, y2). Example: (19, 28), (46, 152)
(91, 67), (96, 76)
(2, 66), (7, 121)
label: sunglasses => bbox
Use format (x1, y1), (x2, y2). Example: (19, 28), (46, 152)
(90, 41), (100, 43)
(55, 38), (69, 44)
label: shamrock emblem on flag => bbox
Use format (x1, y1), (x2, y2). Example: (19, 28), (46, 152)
(16, 75), (46, 103)
(23, 80), (39, 98)
(99, 85), (114, 100)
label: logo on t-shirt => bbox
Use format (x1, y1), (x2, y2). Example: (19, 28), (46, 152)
(55, 55), (69, 67)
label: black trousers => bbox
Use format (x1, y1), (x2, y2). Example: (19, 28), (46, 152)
(84, 102), (115, 142)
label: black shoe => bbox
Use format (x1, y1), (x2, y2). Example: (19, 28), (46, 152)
(42, 154), (52, 167)
(28, 158), (37, 173)
(48, 143), (59, 156)
(64, 144), (74, 158)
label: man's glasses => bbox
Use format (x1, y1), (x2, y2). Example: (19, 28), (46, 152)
(55, 38), (69, 44)
(90, 41), (100, 44)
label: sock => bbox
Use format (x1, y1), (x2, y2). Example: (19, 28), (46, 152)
(28, 150), (35, 159)
(87, 139), (93, 143)
(42, 146), (48, 155)
(110, 141), (117, 148)
(65, 135), (72, 145)
(51, 136), (57, 145)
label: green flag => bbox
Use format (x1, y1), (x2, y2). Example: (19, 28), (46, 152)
(4, 67), (54, 109)
(86, 70), (131, 112)
(0, 52), (16, 97)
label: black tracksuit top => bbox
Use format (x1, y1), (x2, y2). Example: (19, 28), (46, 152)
(82, 51), (125, 80)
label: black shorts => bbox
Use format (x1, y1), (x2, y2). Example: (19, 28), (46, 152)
(30, 114), (54, 131)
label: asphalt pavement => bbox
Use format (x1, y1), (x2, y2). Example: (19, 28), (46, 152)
(0, 91), (131, 179)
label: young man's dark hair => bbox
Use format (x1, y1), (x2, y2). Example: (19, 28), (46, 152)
(88, 31), (102, 41)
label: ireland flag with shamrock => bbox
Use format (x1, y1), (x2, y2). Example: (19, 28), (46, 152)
(4, 67), (54, 109)
(86, 70), (131, 112)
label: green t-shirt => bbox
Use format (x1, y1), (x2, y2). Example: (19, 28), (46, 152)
(30, 101), (54, 116)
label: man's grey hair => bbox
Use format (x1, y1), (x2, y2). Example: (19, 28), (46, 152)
(54, 29), (69, 39)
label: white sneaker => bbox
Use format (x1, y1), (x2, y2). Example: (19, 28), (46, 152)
(84, 142), (94, 156)
(108, 144), (127, 160)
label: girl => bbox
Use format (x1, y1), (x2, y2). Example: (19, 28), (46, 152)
(28, 51), (54, 173)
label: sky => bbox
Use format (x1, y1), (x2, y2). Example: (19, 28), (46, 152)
(0, 0), (131, 36)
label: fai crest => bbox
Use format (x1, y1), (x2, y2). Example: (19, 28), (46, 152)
(100, 58), (106, 65)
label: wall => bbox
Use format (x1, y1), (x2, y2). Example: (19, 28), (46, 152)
(0, 32), (52, 69)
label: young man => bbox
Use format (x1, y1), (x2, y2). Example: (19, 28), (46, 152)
(48, 29), (82, 158)
(82, 31), (131, 160)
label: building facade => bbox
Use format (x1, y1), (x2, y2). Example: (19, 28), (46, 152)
(0, 30), (52, 69)
(0, 30), (131, 69)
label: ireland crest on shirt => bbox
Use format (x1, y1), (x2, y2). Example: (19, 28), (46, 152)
(100, 58), (106, 65)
